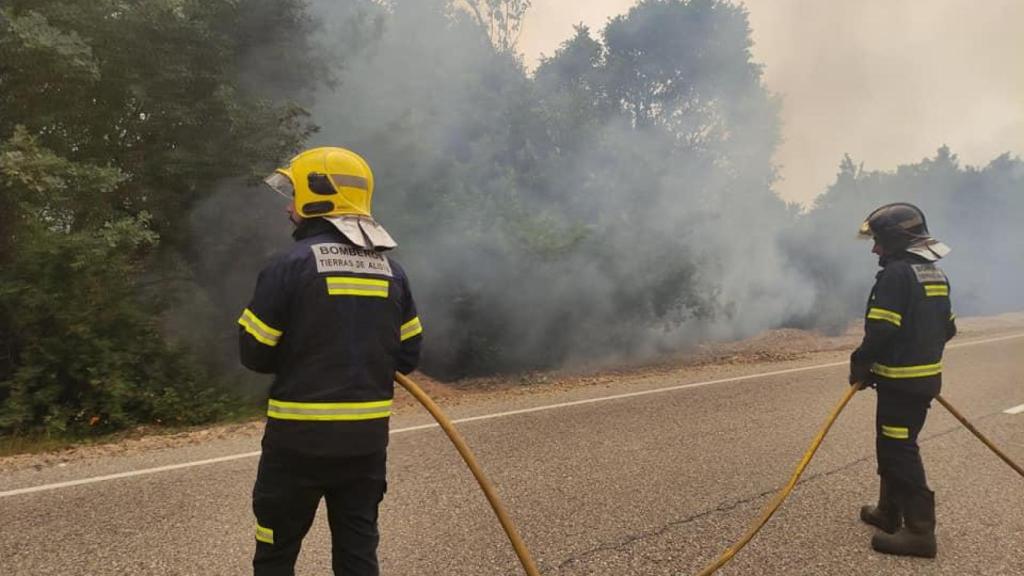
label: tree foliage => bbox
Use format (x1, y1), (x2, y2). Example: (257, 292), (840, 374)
(460, 0), (532, 53)
(0, 1), (316, 434)
(2, 0), (1021, 436)
(786, 147), (1024, 331)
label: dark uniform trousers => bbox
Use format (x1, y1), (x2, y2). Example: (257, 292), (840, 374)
(253, 446), (387, 576)
(875, 388), (931, 496)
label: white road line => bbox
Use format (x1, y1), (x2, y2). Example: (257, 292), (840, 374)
(1005, 404), (1024, 415)
(3, 331), (1023, 499)
(0, 453), (263, 499)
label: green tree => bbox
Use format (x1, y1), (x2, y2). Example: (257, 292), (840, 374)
(788, 147), (1024, 331)
(0, 1), (316, 435)
(1, 0), (315, 242)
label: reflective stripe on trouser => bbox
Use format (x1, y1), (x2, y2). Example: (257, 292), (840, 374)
(871, 362), (942, 379)
(881, 425), (909, 439)
(253, 448), (386, 576)
(255, 523), (274, 544)
(267, 399), (392, 421)
(875, 389), (931, 493)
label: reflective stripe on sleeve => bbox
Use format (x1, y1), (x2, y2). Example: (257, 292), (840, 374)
(870, 362), (942, 379)
(881, 425), (910, 440)
(326, 276), (389, 298)
(255, 523), (274, 544)
(267, 398), (393, 421)
(400, 316), (423, 341)
(238, 308), (283, 347)
(924, 284), (949, 297)
(866, 307), (902, 327)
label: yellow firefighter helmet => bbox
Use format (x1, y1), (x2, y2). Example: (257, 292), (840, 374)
(264, 147), (375, 219)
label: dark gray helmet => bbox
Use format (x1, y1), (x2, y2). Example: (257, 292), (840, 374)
(858, 202), (950, 259)
(858, 203), (930, 250)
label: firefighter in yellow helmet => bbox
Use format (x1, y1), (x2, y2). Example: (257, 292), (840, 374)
(239, 147), (423, 575)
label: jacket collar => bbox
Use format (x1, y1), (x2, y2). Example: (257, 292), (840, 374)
(292, 218), (338, 242)
(879, 251), (930, 268)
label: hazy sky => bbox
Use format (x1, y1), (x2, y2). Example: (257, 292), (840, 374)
(519, 0), (1024, 206)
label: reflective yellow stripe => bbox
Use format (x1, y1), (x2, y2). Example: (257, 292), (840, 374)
(950, 313), (957, 321)
(924, 284), (949, 297)
(866, 307), (902, 327)
(238, 308), (283, 347)
(326, 276), (389, 298)
(870, 362), (942, 378)
(255, 523), (274, 544)
(881, 425), (909, 440)
(267, 398), (392, 421)
(400, 316), (423, 341)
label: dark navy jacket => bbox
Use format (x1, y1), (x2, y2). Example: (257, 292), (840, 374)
(851, 252), (956, 397)
(239, 218), (422, 457)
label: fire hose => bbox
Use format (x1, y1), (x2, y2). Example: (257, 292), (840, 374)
(694, 384), (861, 575)
(695, 386), (1024, 576)
(394, 372), (542, 576)
(397, 372), (1023, 576)
(935, 394), (1024, 478)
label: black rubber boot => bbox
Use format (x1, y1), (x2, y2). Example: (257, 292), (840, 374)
(871, 489), (937, 558)
(860, 477), (901, 534)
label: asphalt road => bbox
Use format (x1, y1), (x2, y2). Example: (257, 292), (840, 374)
(2, 332), (1023, 575)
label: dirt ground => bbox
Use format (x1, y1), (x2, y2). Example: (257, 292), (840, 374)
(2, 312), (1022, 473)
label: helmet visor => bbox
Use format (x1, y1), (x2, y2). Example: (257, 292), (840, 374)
(263, 172), (294, 199)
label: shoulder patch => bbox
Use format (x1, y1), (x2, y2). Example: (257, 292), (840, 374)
(311, 243), (393, 277)
(910, 263), (946, 284)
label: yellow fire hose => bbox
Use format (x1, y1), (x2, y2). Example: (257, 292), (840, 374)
(394, 373), (542, 576)
(694, 384), (861, 576)
(397, 370), (1023, 576)
(695, 387), (1024, 575)
(935, 394), (1024, 478)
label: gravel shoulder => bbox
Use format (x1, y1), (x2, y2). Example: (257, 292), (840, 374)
(3, 312), (1021, 474)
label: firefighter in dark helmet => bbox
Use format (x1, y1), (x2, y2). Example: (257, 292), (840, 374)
(850, 202), (956, 558)
(238, 147), (423, 575)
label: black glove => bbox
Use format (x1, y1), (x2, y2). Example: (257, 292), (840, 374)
(849, 357), (873, 388)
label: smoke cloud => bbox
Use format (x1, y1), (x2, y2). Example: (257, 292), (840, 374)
(298, 0), (815, 377)
(189, 0), (1023, 382)
(521, 0), (1024, 206)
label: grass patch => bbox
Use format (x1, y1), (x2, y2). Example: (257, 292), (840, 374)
(0, 434), (86, 458)
(0, 407), (265, 459)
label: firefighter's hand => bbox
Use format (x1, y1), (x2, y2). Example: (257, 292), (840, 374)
(849, 362), (872, 389)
